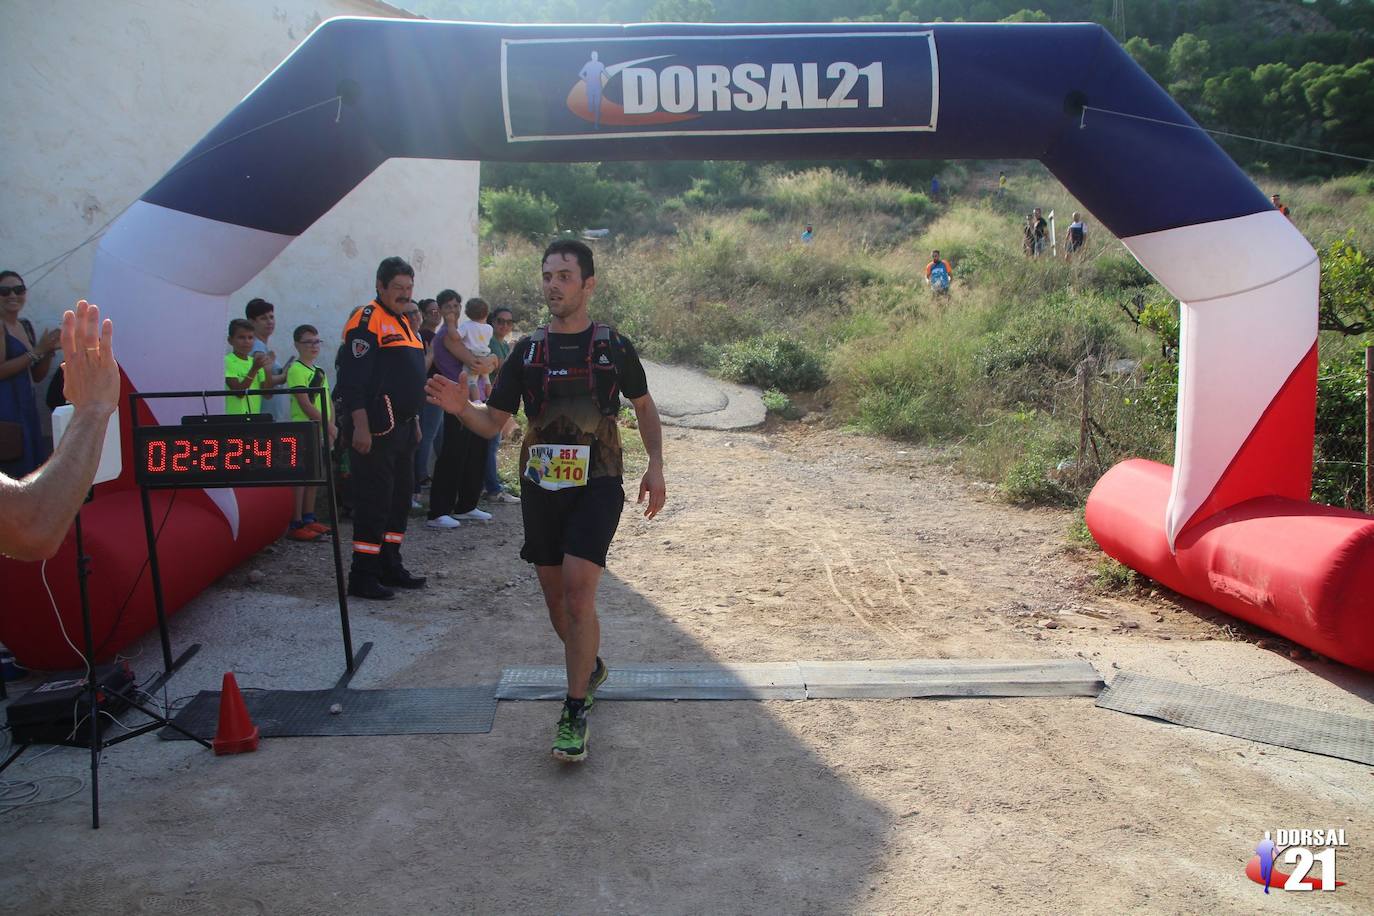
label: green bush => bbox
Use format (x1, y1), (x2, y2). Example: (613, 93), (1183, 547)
(1002, 449), (1076, 506)
(1313, 344), (1368, 510)
(761, 388), (802, 419)
(1089, 252), (1155, 291)
(1066, 509), (1097, 547)
(715, 335), (826, 391)
(975, 293), (1125, 377)
(1093, 557), (1140, 592)
(480, 188), (555, 239)
(478, 239), (546, 321)
(761, 168), (933, 220)
(1138, 299), (1180, 354)
(1324, 174), (1374, 201)
(671, 221), (882, 307)
(681, 180), (713, 209)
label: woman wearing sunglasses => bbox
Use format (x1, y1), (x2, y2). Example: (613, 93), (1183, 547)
(1, 270), (61, 476)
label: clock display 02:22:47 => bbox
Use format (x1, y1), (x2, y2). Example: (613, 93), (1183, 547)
(133, 422), (322, 487)
(148, 435), (297, 473)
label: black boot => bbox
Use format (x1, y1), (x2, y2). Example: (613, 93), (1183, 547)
(348, 571), (395, 600)
(348, 555), (395, 600)
(380, 544), (426, 589)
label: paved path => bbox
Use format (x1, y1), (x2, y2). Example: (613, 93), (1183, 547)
(642, 360), (765, 430)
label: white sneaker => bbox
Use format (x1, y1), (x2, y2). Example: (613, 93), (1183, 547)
(454, 507), (494, 521)
(410, 497), (422, 509)
(487, 491), (521, 504)
(425, 515), (461, 529)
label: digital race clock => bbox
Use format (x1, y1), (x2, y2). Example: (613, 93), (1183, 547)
(133, 421), (323, 488)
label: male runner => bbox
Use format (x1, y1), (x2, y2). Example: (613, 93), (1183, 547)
(426, 240), (666, 762)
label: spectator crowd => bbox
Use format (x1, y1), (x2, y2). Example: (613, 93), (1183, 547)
(216, 272), (522, 546)
(1, 257), (524, 564)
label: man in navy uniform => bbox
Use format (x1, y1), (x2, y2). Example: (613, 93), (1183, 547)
(336, 256), (428, 599)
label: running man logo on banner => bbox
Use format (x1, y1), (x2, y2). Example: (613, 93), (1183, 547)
(1245, 829), (1349, 893)
(501, 32), (939, 142)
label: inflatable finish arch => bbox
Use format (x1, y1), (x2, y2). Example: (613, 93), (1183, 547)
(4, 19), (1370, 670)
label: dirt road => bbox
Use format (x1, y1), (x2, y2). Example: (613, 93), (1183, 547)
(3, 422), (1371, 914)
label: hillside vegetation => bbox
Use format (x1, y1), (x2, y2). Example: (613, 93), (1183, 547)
(443, 0), (1374, 511)
(482, 165), (1374, 512)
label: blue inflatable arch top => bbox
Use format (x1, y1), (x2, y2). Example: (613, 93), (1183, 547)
(109, 18), (1312, 546)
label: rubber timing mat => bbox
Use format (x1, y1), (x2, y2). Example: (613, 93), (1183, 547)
(497, 662), (807, 700)
(799, 658), (1105, 698)
(159, 686), (498, 739)
(1096, 672), (1374, 766)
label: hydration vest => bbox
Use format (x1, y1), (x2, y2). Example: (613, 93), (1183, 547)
(929, 261), (950, 289)
(521, 322), (624, 420)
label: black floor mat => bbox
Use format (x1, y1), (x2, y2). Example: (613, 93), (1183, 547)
(160, 686), (498, 739)
(1096, 672), (1374, 766)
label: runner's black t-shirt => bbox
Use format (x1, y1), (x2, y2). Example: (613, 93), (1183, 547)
(488, 324), (648, 480)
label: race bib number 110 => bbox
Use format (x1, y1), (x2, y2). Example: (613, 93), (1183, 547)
(525, 444), (590, 491)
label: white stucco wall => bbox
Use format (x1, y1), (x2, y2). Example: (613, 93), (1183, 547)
(0, 0), (479, 405)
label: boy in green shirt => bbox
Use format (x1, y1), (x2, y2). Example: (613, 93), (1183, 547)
(285, 324), (336, 540)
(225, 318), (270, 414)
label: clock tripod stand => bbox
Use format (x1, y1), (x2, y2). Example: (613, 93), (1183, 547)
(129, 387), (364, 676)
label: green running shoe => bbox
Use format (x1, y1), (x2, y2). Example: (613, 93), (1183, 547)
(552, 704), (589, 763)
(584, 656), (609, 711)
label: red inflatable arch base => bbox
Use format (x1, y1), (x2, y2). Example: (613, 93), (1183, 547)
(2, 486), (290, 671)
(1087, 459), (1374, 672)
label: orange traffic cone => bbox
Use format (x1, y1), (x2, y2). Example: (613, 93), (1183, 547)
(212, 672), (260, 755)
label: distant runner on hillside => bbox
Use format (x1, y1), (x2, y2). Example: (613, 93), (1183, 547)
(1064, 212), (1087, 257)
(925, 249), (952, 293)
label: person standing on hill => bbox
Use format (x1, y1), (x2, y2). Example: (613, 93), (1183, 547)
(425, 239), (666, 764)
(1064, 212), (1087, 257)
(1031, 207), (1049, 256)
(925, 249), (952, 293)
(1270, 193), (1291, 220)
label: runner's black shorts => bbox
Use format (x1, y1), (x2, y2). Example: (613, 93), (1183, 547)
(519, 476), (625, 567)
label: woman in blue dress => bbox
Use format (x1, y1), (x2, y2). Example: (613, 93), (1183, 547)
(1, 271), (61, 477)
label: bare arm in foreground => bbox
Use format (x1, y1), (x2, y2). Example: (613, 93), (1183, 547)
(0, 301), (120, 561)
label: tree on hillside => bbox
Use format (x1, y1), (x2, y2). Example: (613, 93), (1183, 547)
(1124, 36), (1168, 85)
(1304, 59), (1374, 160)
(998, 8), (1050, 23)
(1167, 32), (1211, 100)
